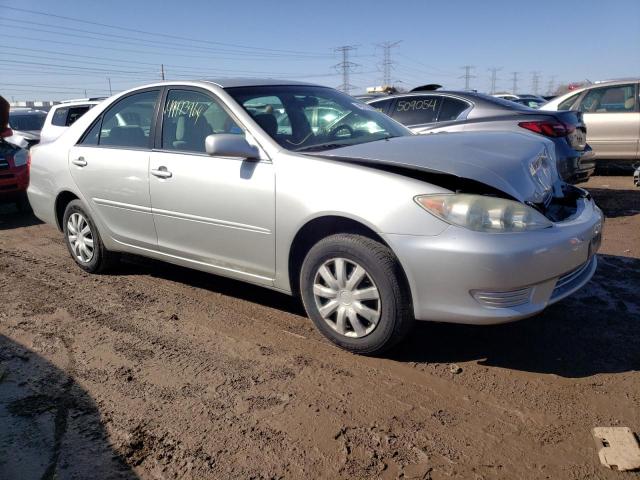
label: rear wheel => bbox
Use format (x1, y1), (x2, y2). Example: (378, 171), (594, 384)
(63, 200), (118, 273)
(300, 234), (413, 355)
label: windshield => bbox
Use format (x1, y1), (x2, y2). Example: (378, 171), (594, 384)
(9, 112), (47, 131)
(226, 85), (412, 152)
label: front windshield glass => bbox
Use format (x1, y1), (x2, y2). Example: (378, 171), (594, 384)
(9, 112), (47, 131)
(226, 85), (412, 152)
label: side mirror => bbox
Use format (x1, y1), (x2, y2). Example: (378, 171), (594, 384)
(205, 134), (259, 159)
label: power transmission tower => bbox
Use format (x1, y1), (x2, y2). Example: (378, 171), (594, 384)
(511, 71), (520, 94)
(378, 40), (401, 86)
(546, 75), (557, 95)
(460, 65), (476, 90)
(488, 67), (502, 94)
(161, 63), (165, 81)
(107, 77), (112, 95)
(333, 45), (359, 94)
(531, 71), (541, 95)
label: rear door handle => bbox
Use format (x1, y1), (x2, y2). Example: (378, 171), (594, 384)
(151, 166), (172, 179)
(72, 157), (87, 167)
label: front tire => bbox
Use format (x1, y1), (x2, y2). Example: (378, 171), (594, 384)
(300, 234), (413, 355)
(63, 200), (118, 273)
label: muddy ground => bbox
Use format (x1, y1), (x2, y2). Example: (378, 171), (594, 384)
(0, 176), (639, 480)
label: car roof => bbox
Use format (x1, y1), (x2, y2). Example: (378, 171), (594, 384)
(52, 100), (101, 108)
(570, 78), (640, 94)
(201, 78), (318, 88)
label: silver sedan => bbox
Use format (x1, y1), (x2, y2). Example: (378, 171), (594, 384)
(27, 79), (604, 354)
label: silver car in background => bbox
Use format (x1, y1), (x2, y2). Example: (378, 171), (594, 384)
(28, 79), (604, 354)
(367, 89), (596, 184)
(542, 79), (640, 161)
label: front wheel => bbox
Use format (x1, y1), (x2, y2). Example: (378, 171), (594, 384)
(300, 234), (414, 355)
(63, 200), (118, 273)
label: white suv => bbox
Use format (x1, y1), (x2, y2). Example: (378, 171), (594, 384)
(40, 100), (102, 144)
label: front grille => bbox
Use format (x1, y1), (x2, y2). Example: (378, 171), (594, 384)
(471, 286), (533, 308)
(0, 173), (15, 180)
(551, 256), (596, 301)
(0, 184), (18, 191)
(0, 159), (9, 170)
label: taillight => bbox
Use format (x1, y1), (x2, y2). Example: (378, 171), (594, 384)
(518, 120), (576, 138)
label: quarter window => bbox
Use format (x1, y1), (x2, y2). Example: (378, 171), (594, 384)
(578, 84), (636, 113)
(162, 90), (243, 153)
(391, 96), (440, 125)
(52, 107), (69, 126)
(66, 106), (92, 126)
(369, 98), (393, 114)
(557, 93), (579, 110)
(438, 98), (469, 122)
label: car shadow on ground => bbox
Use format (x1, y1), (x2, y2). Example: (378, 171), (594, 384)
(0, 202), (42, 230)
(588, 188), (640, 218)
(388, 254), (640, 378)
(119, 252), (639, 379)
(0, 335), (138, 479)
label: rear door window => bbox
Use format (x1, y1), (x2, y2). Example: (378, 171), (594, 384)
(437, 97), (469, 122)
(391, 95), (441, 125)
(578, 84), (636, 113)
(98, 90), (159, 148)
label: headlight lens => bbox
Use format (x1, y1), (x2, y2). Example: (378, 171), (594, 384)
(415, 194), (552, 233)
(13, 149), (28, 167)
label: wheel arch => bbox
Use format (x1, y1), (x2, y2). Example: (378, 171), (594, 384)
(287, 215), (409, 299)
(54, 190), (80, 231)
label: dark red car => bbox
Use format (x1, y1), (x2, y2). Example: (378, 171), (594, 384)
(0, 133), (30, 211)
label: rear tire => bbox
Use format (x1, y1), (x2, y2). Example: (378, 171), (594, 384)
(300, 234), (413, 355)
(63, 200), (118, 273)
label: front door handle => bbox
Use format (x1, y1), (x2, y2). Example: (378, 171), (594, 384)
(71, 157), (87, 167)
(151, 166), (172, 179)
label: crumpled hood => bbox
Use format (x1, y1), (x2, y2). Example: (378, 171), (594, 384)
(315, 131), (558, 203)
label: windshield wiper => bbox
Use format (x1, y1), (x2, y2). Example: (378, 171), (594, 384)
(294, 143), (346, 152)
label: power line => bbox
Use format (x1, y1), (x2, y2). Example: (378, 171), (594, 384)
(511, 72), (520, 94)
(377, 40), (401, 85)
(2, 5), (334, 57)
(488, 67), (502, 94)
(460, 65), (476, 90)
(0, 24), (329, 61)
(334, 45), (359, 94)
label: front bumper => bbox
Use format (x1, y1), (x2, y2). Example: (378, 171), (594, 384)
(0, 165), (29, 199)
(384, 195), (604, 325)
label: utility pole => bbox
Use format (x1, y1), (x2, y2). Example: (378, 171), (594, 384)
(511, 71), (519, 94)
(107, 77), (112, 96)
(460, 65), (476, 91)
(531, 71), (541, 95)
(488, 67), (502, 94)
(161, 64), (165, 81)
(333, 45), (359, 94)
(378, 40), (401, 86)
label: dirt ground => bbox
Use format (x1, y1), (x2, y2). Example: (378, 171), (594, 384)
(1, 176), (639, 480)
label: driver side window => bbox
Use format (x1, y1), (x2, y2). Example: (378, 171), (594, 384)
(162, 89), (243, 153)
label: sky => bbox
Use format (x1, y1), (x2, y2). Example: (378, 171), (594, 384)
(1, 0), (639, 101)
